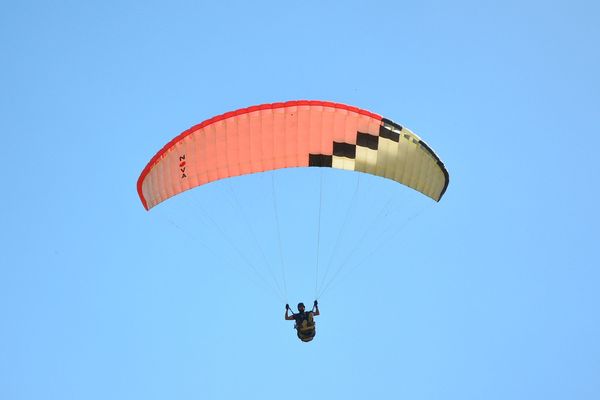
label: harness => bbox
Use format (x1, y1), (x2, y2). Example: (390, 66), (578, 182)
(290, 307), (316, 342)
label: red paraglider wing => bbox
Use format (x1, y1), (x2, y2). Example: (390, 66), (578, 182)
(137, 100), (448, 210)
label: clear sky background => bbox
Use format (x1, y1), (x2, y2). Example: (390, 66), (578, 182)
(1, 1), (599, 399)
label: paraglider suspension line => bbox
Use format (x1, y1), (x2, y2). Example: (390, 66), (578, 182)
(314, 170), (324, 299)
(271, 173), (288, 300)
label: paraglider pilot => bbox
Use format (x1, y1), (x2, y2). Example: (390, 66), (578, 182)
(285, 300), (320, 342)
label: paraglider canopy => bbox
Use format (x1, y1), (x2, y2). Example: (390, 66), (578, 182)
(137, 100), (449, 211)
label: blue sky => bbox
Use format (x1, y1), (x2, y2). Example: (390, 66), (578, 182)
(1, 1), (599, 399)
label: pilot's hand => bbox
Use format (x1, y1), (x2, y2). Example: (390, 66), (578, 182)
(314, 300), (318, 306)
(286, 304), (290, 310)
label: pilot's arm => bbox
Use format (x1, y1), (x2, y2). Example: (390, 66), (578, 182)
(285, 304), (295, 320)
